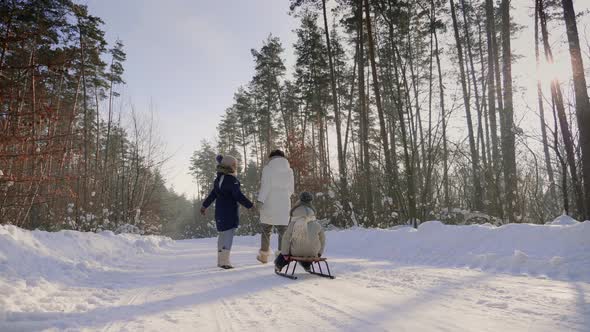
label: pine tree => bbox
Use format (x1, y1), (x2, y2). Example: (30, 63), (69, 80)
(250, 35), (286, 156)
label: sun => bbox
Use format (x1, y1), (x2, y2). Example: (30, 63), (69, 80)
(536, 57), (571, 86)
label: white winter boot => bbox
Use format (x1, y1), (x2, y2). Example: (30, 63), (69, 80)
(219, 249), (233, 269)
(256, 250), (272, 264)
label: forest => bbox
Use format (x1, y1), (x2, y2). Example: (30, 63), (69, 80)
(0, 1), (197, 236)
(1, 0), (590, 238)
(190, 0), (590, 232)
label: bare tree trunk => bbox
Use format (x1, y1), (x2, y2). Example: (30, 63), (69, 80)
(266, 100), (272, 156)
(477, 20), (492, 168)
(552, 95), (569, 214)
(28, 44), (38, 228)
(450, 0), (483, 211)
(500, 0), (517, 222)
(534, 0), (557, 205)
(363, 0), (395, 202)
(539, 0), (584, 217)
(78, 21), (89, 215)
(322, 0), (350, 218)
(102, 61), (115, 207)
(317, 111), (327, 180)
(119, 112), (127, 223)
(422, 5), (435, 219)
(561, 0), (590, 219)
(343, 43), (359, 159)
(357, 0), (374, 222)
(485, 0), (503, 218)
(391, 44), (417, 227)
(432, 0), (450, 211)
(461, 0), (488, 191)
(491, 0), (506, 188)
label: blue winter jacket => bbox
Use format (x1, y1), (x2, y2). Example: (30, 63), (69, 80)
(202, 170), (253, 232)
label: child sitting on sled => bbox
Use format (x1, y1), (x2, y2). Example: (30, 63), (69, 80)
(275, 192), (325, 272)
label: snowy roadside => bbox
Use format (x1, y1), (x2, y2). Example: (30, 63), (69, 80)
(329, 218), (590, 282)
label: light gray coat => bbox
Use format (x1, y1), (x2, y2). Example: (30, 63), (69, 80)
(280, 205), (325, 257)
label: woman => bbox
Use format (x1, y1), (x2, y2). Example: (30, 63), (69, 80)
(256, 149), (294, 263)
(275, 192), (325, 272)
(201, 155), (254, 269)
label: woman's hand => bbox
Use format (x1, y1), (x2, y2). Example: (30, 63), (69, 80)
(200, 207), (207, 216)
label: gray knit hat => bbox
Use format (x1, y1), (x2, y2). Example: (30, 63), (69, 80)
(299, 191), (313, 203)
(290, 191), (316, 216)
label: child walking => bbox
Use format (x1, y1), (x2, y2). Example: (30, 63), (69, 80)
(275, 192), (325, 272)
(201, 155), (254, 269)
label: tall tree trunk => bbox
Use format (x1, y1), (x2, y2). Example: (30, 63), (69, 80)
(561, 0), (590, 219)
(485, 0), (503, 217)
(477, 20), (492, 168)
(552, 95), (569, 214)
(343, 42), (359, 159)
(363, 0), (395, 202)
(423, 4), (435, 219)
(391, 44), (417, 228)
(78, 21), (89, 215)
(500, 0), (517, 222)
(534, 0), (557, 206)
(28, 44), (38, 228)
(491, 0), (506, 194)
(450, 0), (484, 211)
(321, 0), (350, 218)
(432, 0), (450, 211)
(461, 0), (488, 187)
(539, 0), (584, 217)
(266, 99), (272, 156)
(94, 71), (101, 206)
(357, 0), (374, 223)
(102, 60), (115, 207)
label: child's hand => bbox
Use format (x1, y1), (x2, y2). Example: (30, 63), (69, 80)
(200, 207), (207, 216)
(255, 201), (263, 212)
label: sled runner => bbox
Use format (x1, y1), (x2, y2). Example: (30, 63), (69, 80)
(275, 256), (335, 280)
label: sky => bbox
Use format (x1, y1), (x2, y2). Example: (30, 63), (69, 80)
(85, 0), (298, 198)
(85, 0), (590, 198)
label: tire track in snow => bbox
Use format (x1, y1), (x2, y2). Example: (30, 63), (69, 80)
(278, 282), (386, 331)
(101, 286), (149, 332)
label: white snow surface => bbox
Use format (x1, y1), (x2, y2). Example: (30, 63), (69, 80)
(549, 214), (580, 225)
(1, 219), (589, 331)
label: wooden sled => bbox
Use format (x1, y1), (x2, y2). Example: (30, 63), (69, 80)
(275, 256), (335, 280)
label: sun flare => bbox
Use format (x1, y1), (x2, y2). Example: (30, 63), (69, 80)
(536, 57), (571, 84)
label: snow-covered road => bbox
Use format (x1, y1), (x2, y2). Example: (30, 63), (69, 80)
(2, 232), (589, 332)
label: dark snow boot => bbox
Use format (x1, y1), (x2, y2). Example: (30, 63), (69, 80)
(301, 262), (312, 273)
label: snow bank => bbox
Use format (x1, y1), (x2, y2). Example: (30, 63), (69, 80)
(0, 216), (588, 288)
(328, 217), (590, 281)
(0, 225), (172, 283)
(548, 214), (579, 225)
